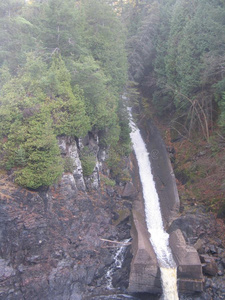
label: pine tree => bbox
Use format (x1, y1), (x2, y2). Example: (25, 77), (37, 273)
(14, 111), (63, 189)
(0, 0), (34, 73)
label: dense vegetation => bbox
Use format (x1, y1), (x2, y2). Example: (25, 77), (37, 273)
(1, 0), (224, 200)
(0, 0), (129, 189)
(127, 0), (225, 140)
(126, 0), (225, 214)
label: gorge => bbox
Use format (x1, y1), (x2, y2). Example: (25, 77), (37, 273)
(0, 100), (225, 300)
(0, 1), (225, 299)
(0, 114), (209, 300)
(128, 108), (179, 300)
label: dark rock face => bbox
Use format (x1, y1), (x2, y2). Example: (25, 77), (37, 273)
(0, 173), (132, 300)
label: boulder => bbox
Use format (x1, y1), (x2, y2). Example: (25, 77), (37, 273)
(200, 255), (218, 276)
(122, 182), (137, 199)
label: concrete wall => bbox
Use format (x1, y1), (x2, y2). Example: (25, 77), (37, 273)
(128, 119), (204, 294)
(139, 119), (180, 228)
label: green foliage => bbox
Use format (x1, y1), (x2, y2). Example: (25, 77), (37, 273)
(117, 101), (132, 155)
(100, 174), (116, 187)
(80, 147), (96, 177)
(106, 146), (131, 183)
(46, 56), (91, 137)
(82, 0), (128, 93)
(33, 0), (86, 58)
(14, 115), (63, 189)
(1, 109), (64, 189)
(0, 0), (129, 189)
(128, 0), (225, 139)
(0, 54), (91, 188)
(63, 157), (75, 173)
(71, 56), (116, 129)
(0, 0), (35, 73)
(14, 146), (27, 167)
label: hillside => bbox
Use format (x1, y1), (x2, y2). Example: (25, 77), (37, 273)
(126, 0), (225, 219)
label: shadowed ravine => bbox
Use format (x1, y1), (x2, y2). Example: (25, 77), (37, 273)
(129, 109), (179, 300)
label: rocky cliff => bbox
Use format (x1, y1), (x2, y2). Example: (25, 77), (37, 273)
(0, 133), (133, 300)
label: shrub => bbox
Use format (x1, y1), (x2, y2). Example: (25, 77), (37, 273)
(80, 153), (96, 177)
(63, 157), (75, 173)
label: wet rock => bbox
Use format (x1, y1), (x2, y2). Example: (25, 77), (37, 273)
(106, 187), (115, 197)
(221, 257), (225, 268)
(112, 246), (132, 290)
(85, 165), (101, 191)
(93, 264), (106, 280)
(217, 263), (224, 276)
(0, 259), (15, 279)
(59, 174), (78, 200)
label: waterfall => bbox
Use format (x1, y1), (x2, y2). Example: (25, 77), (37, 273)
(106, 238), (131, 290)
(128, 110), (179, 300)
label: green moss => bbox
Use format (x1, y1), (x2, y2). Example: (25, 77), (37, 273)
(100, 174), (116, 187)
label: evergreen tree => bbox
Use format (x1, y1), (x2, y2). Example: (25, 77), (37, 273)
(45, 55), (91, 137)
(0, 0), (34, 73)
(30, 0), (86, 59)
(82, 0), (128, 93)
(14, 112), (63, 189)
(0, 0), (130, 189)
(0, 53), (90, 189)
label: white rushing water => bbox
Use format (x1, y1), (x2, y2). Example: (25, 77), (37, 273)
(106, 239), (131, 290)
(129, 111), (179, 300)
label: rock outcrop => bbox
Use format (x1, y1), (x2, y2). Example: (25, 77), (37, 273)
(58, 132), (103, 192)
(58, 136), (86, 191)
